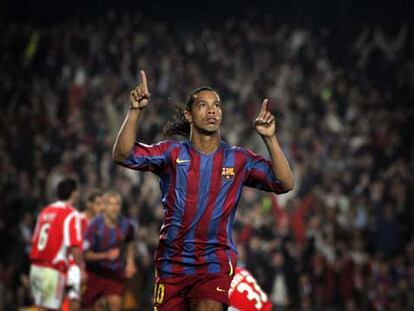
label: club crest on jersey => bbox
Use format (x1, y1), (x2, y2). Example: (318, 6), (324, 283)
(222, 167), (235, 180)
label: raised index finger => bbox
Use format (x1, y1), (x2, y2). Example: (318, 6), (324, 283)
(140, 70), (149, 92)
(260, 98), (269, 113)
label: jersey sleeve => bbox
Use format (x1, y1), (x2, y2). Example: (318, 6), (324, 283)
(244, 149), (285, 194)
(83, 219), (96, 252)
(124, 219), (136, 244)
(64, 211), (82, 249)
(116, 140), (172, 175)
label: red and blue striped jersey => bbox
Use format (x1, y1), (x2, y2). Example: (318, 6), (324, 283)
(84, 215), (135, 278)
(119, 140), (284, 277)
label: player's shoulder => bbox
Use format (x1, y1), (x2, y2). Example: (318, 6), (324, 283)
(119, 216), (135, 227)
(223, 143), (255, 158)
(88, 214), (103, 227)
(43, 201), (77, 215)
(142, 140), (182, 150)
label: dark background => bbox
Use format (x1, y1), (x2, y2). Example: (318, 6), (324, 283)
(2, 0), (413, 25)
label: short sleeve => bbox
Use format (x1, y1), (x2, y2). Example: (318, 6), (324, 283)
(117, 141), (173, 175)
(83, 218), (97, 251)
(64, 211), (82, 249)
(244, 150), (285, 194)
(124, 219), (135, 244)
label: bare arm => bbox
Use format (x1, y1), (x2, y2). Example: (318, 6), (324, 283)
(255, 99), (294, 192)
(124, 241), (137, 278)
(69, 247), (85, 269)
(112, 70), (151, 162)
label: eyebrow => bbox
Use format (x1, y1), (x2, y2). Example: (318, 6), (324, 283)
(196, 100), (221, 104)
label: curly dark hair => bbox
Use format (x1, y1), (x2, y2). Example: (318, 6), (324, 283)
(163, 86), (218, 139)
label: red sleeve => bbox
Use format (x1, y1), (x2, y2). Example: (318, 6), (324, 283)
(64, 211), (82, 249)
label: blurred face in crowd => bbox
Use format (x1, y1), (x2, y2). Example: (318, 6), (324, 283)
(103, 193), (121, 225)
(87, 195), (103, 217)
(185, 90), (222, 135)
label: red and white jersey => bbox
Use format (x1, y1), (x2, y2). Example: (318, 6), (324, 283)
(67, 212), (90, 267)
(229, 267), (272, 311)
(79, 212), (89, 242)
(30, 201), (82, 273)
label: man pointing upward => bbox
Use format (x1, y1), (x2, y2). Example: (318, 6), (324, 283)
(113, 70), (294, 311)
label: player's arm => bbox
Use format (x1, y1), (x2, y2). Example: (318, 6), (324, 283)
(69, 247), (85, 268)
(254, 99), (294, 192)
(113, 70), (151, 162)
(124, 241), (137, 278)
(84, 248), (120, 262)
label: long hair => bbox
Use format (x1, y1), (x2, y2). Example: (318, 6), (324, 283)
(163, 86), (217, 139)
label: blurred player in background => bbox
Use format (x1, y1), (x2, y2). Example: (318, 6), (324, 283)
(62, 189), (103, 311)
(113, 71), (294, 310)
(228, 267), (272, 311)
(29, 177), (85, 311)
(81, 190), (137, 311)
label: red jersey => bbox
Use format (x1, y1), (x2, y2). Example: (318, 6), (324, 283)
(30, 201), (82, 273)
(229, 267), (272, 311)
(79, 212), (89, 242)
(67, 212), (90, 267)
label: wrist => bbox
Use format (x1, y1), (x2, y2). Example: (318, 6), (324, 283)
(129, 105), (143, 111)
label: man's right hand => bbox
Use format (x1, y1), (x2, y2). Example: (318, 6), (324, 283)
(130, 70), (151, 110)
(106, 248), (120, 260)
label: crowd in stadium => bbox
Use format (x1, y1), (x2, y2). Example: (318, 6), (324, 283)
(0, 9), (413, 310)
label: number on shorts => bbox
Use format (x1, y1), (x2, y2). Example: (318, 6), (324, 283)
(153, 283), (165, 304)
(37, 223), (51, 251)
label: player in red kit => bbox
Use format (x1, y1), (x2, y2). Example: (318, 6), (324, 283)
(63, 189), (103, 311)
(113, 71), (294, 310)
(29, 177), (86, 311)
(228, 267), (272, 311)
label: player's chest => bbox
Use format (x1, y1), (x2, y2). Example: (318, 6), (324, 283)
(172, 154), (242, 183)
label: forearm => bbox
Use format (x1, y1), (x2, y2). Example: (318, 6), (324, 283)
(126, 242), (135, 266)
(84, 250), (109, 262)
(262, 135), (294, 191)
(69, 247), (85, 269)
(112, 108), (142, 162)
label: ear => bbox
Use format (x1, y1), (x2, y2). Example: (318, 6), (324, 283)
(184, 110), (192, 123)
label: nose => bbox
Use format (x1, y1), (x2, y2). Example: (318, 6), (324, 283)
(207, 105), (217, 114)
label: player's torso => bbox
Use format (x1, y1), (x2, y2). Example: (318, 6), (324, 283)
(155, 142), (247, 275)
(89, 217), (129, 251)
(30, 202), (76, 271)
(161, 142), (248, 226)
(87, 216), (130, 274)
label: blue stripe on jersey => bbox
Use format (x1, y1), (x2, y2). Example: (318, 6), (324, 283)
(123, 155), (165, 172)
(181, 154), (214, 275)
(98, 217), (105, 250)
(226, 195), (239, 252)
(206, 149), (234, 273)
(161, 146), (190, 275)
(108, 226), (116, 248)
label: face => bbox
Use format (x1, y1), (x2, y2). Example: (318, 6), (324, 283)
(185, 90), (222, 134)
(87, 195), (103, 217)
(103, 194), (121, 223)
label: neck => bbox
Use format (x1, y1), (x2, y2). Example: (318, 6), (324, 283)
(190, 130), (221, 154)
(85, 210), (94, 220)
(103, 214), (116, 227)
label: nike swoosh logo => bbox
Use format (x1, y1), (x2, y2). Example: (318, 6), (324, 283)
(176, 158), (190, 164)
(216, 287), (227, 292)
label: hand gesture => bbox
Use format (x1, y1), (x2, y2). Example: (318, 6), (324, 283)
(254, 98), (276, 137)
(106, 248), (120, 261)
(130, 70), (151, 110)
